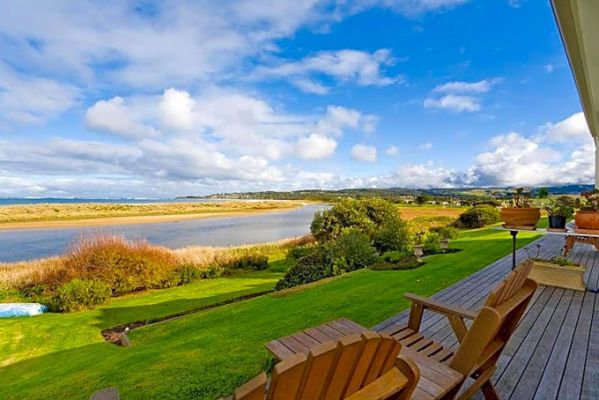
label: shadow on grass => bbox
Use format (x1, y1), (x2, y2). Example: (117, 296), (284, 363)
(93, 283), (276, 331)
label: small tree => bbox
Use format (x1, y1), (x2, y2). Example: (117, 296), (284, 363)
(538, 187), (549, 199)
(415, 195), (432, 205)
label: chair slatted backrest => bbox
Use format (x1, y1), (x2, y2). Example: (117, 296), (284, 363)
(233, 332), (418, 400)
(449, 260), (537, 376)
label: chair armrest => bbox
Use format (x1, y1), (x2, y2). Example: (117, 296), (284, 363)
(345, 367), (409, 400)
(404, 293), (477, 320)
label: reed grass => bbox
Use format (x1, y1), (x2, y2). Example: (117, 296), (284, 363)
(0, 234), (313, 291)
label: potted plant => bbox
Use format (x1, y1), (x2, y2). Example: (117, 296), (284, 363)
(545, 197), (574, 231)
(530, 256), (586, 291)
(500, 187), (540, 229)
(575, 189), (599, 233)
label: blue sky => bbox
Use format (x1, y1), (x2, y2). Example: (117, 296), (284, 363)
(0, 0), (593, 197)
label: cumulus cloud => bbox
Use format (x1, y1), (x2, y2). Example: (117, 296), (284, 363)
(159, 88), (196, 131)
(543, 112), (591, 143)
(86, 97), (158, 139)
(296, 134), (338, 160)
(424, 94), (481, 112)
(352, 144), (377, 162)
(252, 49), (401, 93)
(418, 142), (433, 150)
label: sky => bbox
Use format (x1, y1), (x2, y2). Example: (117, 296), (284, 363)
(0, 0), (594, 198)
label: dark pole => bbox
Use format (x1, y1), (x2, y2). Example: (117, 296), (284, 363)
(510, 230), (518, 270)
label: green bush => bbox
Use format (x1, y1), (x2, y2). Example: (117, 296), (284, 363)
(52, 279), (111, 312)
(432, 226), (460, 240)
(275, 245), (334, 290)
(456, 205), (499, 228)
(371, 252), (423, 271)
(286, 243), (317, 261)
(423, 232), (441, 253)
(175, 264), (223, 284)
(372, 217), (412, 253)
(330, 229), (379, 274)
(219, 254), (269, 272)
(310, 198), (402, 241)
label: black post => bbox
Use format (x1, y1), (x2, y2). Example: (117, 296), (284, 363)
(510, 230), (518, 270)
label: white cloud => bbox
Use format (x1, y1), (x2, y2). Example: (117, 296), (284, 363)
(363, 0), (469, 17)
(0, 62), (79, 125)
(544, 64), (555, 73)
(252, 49), (401, 93)
(424, 94), (481, 112)
(386, 146), (399, 156)
(418, 142), (433, 150)
(383, 163), (464, 188)
(543, 112), (591, 143)
(159, 88), (196, 131)
(433, 78), (500, 93)
(296, 134), (338, 160)
(352, 144), (377, 162)
(2, 112), (594, 196)
(86, 97), (158, 139)
(425, 77), (500, 113)
(291, 78), (330, 95)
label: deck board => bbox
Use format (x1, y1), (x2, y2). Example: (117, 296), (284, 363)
(373, 234), (599, 400)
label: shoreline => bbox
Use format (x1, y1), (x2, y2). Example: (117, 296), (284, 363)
(0, 205), (305, 231)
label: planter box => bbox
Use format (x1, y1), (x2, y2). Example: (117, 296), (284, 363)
(500, 207), (540, 229)
(530, 261), (586, 291)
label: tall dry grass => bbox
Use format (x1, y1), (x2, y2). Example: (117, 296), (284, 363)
(0, 234), (314, 291)
(0, 257), (64, 290)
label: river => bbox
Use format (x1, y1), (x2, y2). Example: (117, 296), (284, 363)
(0, 204), (327, 262)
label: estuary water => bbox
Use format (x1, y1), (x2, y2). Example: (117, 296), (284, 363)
(0, 204), (327, 262)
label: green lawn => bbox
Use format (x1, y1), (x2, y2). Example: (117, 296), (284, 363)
(0, 227), (541, 399)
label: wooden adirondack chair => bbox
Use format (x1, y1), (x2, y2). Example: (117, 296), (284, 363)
(385, 260), (537, 400)
(232, 332), (420, 400)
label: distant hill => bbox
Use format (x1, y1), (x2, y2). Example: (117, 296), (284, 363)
(179, 184), (595, 204)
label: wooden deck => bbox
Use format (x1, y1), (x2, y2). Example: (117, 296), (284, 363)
(373, 234), (599, 400)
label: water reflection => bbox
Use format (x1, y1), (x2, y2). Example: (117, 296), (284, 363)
(0, 205), (327, 262)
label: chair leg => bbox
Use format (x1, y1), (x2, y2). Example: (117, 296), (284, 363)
(407, 302), (424, 331)
(456, 366), (496, 400)
(480, 381), (499, 400)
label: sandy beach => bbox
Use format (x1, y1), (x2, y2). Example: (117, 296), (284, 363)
(0, 201), (304, 231)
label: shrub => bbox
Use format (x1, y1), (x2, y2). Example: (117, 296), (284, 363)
(275, 244), (334, 290)
(52, 279), (111, 312)
(310, 198), (402, 241)
(286, 243), (317, 261)
(219, 253), (269, 273)
(372, 217), (412, 253)
(423, 232), (441, 253)
(456, 205), (499, 228)
(330, 229), (379, 274)
(371, 252), (423, 271)
(58, 235), (181, 295)
(175, 264), (222, 284)
(432, 226), (460, 240)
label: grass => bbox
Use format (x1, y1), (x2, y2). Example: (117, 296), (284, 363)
(0, 200), (299, 224)
(0, 225), (542, 399)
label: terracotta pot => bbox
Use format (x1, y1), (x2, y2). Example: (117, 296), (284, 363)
(500, 207), (540, 229)
(575, 211), (599, 232)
